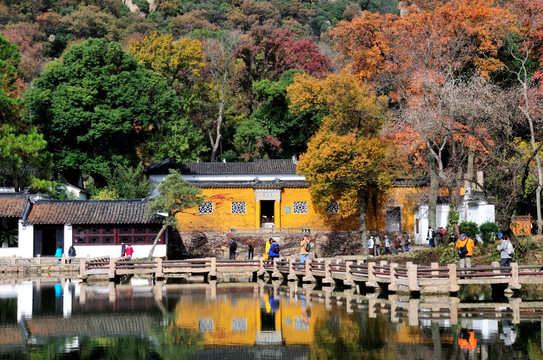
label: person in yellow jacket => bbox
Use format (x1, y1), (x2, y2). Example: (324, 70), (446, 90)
(455, 233), (476, 269)
(263, 238), (273, 259)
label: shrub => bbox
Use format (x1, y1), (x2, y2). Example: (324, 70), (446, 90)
(459, 221), (480, 239)
(479, 222), (501, 243)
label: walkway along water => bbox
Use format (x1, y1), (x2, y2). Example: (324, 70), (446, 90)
(69, 256), (542, 296)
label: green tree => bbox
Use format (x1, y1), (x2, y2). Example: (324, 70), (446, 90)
(92, 163), (152, 199)
(248, 69), (321, 158)
(146, 169), (205, 259)
(24, 38), (180, 187)
(0, 35), (51, 191)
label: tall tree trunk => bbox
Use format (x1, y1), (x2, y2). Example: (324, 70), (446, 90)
(147, 224), (167, 260)
(428, 151), (439, 232)
(357, 189), (368, 254)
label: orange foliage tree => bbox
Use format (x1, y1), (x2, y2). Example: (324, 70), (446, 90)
(331, 0), (515, 230)
(288, 70), (395, 245)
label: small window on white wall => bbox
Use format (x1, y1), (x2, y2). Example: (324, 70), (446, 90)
(231, 202), (246, 214)
(198, 202), (213, 214)
(326, 202), (339, 214)
(293, 201), (308, 214)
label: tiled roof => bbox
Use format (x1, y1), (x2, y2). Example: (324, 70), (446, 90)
(145, 159), (299, 175)
(0, 192), (28, 218)
(188, 180), (310, 188)
(395, 178), (429, 187)
(25, 314), (162, 337)
(25, 199), (162, 225)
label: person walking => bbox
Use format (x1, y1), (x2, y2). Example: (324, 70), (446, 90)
(402, 232), (410, 252)
(367, 236), (374, 256)
(55, 246), (63, 264)
(125, 244), (134, 258)
(497, 234), (513, 272)
(384, 234), (392, 255)
(300, 235), (311, 264)
(228, 235), (237, 260)
(455, 233), (475, 269)
(427, 226), (435, 248)
(121, 242), (126, 257)
(68, 245), (76, 263)
(393, 235), (403, 255)
(247, 238), (255, 260)
(374, 234), (381, 256)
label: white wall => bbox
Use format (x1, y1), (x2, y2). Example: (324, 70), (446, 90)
(0, 221), (34, 258)
(70, 244), (167, 259)
(415, 202), (496, 245)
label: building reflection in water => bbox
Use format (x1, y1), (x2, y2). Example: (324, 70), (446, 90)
(1, 278), (543, 358)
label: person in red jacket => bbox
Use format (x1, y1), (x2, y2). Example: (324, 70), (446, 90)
(125, 244), (134, 258)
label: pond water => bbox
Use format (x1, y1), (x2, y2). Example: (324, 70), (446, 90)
(0, 278), (541, 359)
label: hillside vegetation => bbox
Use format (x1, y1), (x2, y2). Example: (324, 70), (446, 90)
(2, 0), (543, 236)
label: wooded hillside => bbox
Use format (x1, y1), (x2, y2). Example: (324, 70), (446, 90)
(3, 0), (543, 234)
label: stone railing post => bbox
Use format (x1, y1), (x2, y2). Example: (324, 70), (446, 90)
(510, 263), (521, 290)
(322, 259), (334, 285)
(448, 263), (459, 293)
(209, 257), (217, 278)
(344, 261), (354, 287)
(389, 263), (398, 292)
(287, 257), (297, 281)
(367, 262), (377, 288)
(156, 257), (163, 279)
(80, 259), (86, 278)
(431, 262), (438, 276)
(11, 255), (16, 265)
(302, 260), (315, 283)
(449, 297), (459, 325)
(36, 254), (41, 265)
(408, 299), (420, 326)
(407, 262), (419, 292)
(109, 257), (116, 280)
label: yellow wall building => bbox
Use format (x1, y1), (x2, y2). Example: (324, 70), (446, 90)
(146, 159), (437, 237)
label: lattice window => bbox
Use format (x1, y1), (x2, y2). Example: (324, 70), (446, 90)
(231, 202), (246, 214)
(199, 201), (213, 214)
(293, 201), (308, 214)
(326, 202), (339, 214)
(232, 318), (247, 332)
(199, 318), (214, 332)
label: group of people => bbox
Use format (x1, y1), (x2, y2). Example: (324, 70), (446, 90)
(427, 226), (447, 247)
(368, 232), (410, 256)
(227, 234), (313, 263)
(454, 230), (514, 271)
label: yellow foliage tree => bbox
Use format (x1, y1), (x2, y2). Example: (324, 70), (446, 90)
(288, 70), (395, 244)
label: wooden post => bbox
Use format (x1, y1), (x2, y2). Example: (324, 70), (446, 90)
(448, 263), (459, 293)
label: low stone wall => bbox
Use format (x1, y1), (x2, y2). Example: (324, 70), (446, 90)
(173, 231), (364, 260)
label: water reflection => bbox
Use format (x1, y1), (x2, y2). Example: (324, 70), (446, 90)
(0, 278), (542, 359)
